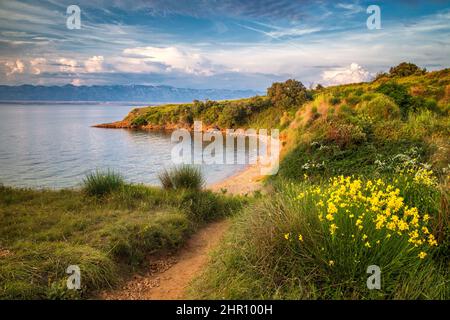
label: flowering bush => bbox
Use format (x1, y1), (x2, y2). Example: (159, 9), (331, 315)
(189, 170), (447, 299)
(297, 175), (438, 261)
(274, 169), (446, 298)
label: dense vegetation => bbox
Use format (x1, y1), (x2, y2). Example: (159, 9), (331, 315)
(1, 63), (449, 300)
(189, 64), (450, 299)
(0, 170), (243, 299)
(126, 79), (311, 131)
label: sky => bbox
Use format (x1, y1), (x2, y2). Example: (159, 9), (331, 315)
(0, 0), (449, 90)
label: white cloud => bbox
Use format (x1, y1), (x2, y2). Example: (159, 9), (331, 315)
(5, 59), (25, 75)
(321, 63), (371, 85)
(111, 56), (165, 74)
(122, 46), (214, 75)
(29, 58), (46, 75)
(71, 79), (82, 86)
(336, 2), (364, 15)
(266, 27), (321, 38)
(59, 58), (78, 73)
(84, 56), (104, 73)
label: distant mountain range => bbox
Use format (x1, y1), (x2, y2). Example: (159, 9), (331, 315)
(0, 85), (262, 102)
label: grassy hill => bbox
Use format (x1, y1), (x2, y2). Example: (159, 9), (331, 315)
(187, 64), (450, 299)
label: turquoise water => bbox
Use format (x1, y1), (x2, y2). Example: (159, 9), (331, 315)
(0, 103), (247, 189)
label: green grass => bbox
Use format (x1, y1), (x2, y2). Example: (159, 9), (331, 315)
(189, 176), (449, 299)
(0, 182), (244, 299)
(83, 170), (125, 197)
(158, 165), (205, 191)
(2, 63), (449, 300)
(188, 65), (450, 300)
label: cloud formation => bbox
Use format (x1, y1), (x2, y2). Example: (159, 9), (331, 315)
(122, 46), (214, 75)
(5, 59), (24, 75)
(0, 1), (448, 89)
(84, 56), (104, 73)
(29, 58), (46, 75)
(321, 63), (372, 85)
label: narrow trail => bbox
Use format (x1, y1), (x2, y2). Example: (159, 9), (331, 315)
(99, 219), (230, 300)
(100, 166), (264, 300)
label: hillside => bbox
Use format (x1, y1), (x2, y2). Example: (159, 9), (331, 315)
(187, 64), (450, 300)
(101, 67), (450, 179)
(279, 68), (450, 180)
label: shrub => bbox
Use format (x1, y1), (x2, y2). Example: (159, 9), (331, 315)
(158, 165), (205, 191)
(389, 62), (426, 77)
(158, 169), (174, 190)
(131, 116), (148, 127)
(325, 121), (366, 148)
(329, 96), (341, 105)
(218, 104), (248, 127)
(375, 82), (412, 115)
(83, 170), (124, 197)
(346, 94), (361, 107)
(190, 176), (447, 299)
(178, 190), (243, 222)
(358, 94), (401, 120)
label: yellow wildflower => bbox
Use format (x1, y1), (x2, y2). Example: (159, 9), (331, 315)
(327, 202), (338, 215)
(329, 223), (338, 236)
(418, 251), (427, 259)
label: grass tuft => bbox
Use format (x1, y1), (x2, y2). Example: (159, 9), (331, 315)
(158, 165), (205, 191)
(82, 170), (125, 197)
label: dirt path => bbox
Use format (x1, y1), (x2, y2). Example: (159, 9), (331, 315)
(100, 164), (264, 300)
(99, 219), (229, 300)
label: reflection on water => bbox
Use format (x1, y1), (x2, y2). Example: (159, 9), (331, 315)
(0, 103), (248, 189)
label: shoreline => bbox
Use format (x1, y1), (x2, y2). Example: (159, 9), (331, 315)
(94, 122), (271, 195)
(208, 163), (264, 195)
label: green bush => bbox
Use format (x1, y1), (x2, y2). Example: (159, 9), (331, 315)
(178, 190), (244, 222)
(83, 170), (125, 197)
(325, 121), (366, 148)
(375, 82), (412, 116)
(329, 96), (341, 105)
(359, 94), (401, 120)
(131, 116), (148, 127)
(158, 165), (205, 191)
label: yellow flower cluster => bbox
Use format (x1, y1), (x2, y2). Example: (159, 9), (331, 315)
(293, 175), (438, 259)
(412, 167), (437, 187)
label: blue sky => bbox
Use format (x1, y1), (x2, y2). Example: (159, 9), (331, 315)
(0, 0), (449, 90)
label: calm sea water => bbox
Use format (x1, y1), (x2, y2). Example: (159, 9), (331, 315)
(0, 103), (248, 189)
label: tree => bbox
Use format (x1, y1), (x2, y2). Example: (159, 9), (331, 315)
(389, 62), (426, 77)
(315, 84), (325, 90)
(267, 79), (309, 109)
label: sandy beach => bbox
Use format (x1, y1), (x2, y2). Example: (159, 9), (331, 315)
(208, 163), (266, 195)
